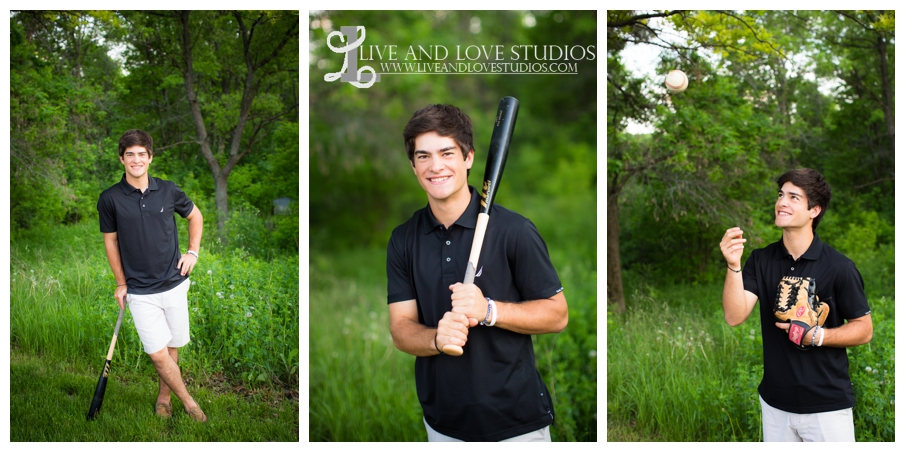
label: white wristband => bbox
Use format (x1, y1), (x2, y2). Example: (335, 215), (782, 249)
(818, 327), (825, 347)
(186, 250), (199, 259)
(488, 298), (498, 327)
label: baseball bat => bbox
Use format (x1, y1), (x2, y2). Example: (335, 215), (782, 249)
(443, 96), (519, 356)
(86, 305), (125, 420)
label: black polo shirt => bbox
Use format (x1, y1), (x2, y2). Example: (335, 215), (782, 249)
(387, 186), (564, 441)
(97, 174), (195, 295)
(742, 234), (871, 414)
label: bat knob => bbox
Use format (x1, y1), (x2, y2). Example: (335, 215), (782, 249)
(441, 344), (464, 356)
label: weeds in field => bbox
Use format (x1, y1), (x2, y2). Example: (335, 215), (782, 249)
(9, 222), (299, 391)
(9, 221), (299, 441)
(607, 280), (895, 442)
(308, 248), (597, 441)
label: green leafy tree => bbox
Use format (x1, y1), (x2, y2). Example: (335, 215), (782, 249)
(607, 11), (792, 311)
(116, 10), (299, 234)
(804, 11), (894, 217)
(10, 11), (123, 232)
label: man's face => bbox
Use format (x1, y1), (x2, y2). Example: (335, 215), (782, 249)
(411, 131), (473, 204)
(775, 181), (820, 230)
(120, 145), (153, 181)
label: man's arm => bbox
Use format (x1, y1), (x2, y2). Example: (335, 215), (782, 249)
(388, 299), (474, 357)
(186, 205), (203, 252)
(494, 292), (568, 335)
(722, 271), (758, 326)
(103, 232), (128, 310)
(450, 284), (568, 335)
(177, 205), (203, 276)
(720, 227), (758, 326)
(776, 313), (873, 347)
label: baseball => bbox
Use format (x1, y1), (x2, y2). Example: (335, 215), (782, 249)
(665, 69), (688, 93)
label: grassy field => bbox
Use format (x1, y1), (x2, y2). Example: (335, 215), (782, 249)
(10, 350), (297, 441)
(607, 277), (896, 442)
(9, 222), (299, 441)
(308, 247), (598, 441)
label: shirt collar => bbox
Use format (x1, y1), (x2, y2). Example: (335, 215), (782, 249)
(775, 233), (824, 261)
(421, 186), (480, 234)
(118, 173), (158, 194)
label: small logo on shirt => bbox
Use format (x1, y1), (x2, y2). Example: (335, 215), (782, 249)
(160, 207), (164, 213)
(475, 266), (483, 277)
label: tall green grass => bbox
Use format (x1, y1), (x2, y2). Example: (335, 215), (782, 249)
(9, 221), (299, 440)
(10, 350), (298, 441)
(607, 279), (895, 441)
(309, 247), (597, 441)
(10, 222), (299, 386)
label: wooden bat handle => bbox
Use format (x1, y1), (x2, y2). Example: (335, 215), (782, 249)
(465, 214), (490, 281)
(441, 214), (490, 357)
(105, 308), (125, 360)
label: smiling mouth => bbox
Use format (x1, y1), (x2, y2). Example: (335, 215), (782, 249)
(428, 176), (450, 183)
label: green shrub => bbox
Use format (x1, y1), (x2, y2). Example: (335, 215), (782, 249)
(9, 221), (299, 388)
(608, 278), (895, 441)
(309, 248), (597, 441)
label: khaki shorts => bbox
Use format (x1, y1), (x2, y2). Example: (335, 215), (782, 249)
(128, 278), (192, 354)
(760, 395), (855, 442)
(424, 418), (551, 442)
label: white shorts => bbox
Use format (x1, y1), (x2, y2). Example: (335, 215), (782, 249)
(423, 418), (551, 442)
(128, 278), (192, 354)
(760, 395), (855, 442)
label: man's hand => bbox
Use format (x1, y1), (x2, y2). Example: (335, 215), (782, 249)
(114, 285), (128, 310)
(775, 314), (874, 348)
(775, 321), (818, 346)
(177, 253), (198, 276)
(436, 311), (474, 350)
(449, 282), (488, 324)
(720, 227), (747, 270)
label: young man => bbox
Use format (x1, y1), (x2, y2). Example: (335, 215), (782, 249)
(387, 104), (568, 442)
(97, 129), (207, 422)
(719, 168), (872, 441)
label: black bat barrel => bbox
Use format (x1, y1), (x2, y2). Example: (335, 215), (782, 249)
(86, 361), (110, 420)
(481, 96), (519, 214)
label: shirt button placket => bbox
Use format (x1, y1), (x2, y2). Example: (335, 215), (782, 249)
(445, 240), (452, 263)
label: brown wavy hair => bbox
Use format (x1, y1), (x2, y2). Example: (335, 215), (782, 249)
(403, 104), (474, 176)
(777, 168), (832, 231)
(118, 129), (154, 157)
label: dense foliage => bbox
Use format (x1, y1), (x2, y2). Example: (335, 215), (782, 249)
(309, 10), (597, 253)
(607, 10), (894, 308)
(8, 10), (300, 440)
(308, 10), (597, 441)
(9, 11), (299, 253)
(607, 10), (894, 441)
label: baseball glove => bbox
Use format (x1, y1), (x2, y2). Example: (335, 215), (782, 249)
(773, 276), (829, 350)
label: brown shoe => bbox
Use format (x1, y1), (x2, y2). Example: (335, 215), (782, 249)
(186, 406), (208, 423)
(155, 403), (172, 419)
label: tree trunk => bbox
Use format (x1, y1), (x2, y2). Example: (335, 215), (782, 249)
(180, 11), (230, 238)
(877, 34), (894, 140)
(214, 173), (229, 232)
(607, 187), (626, 313)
